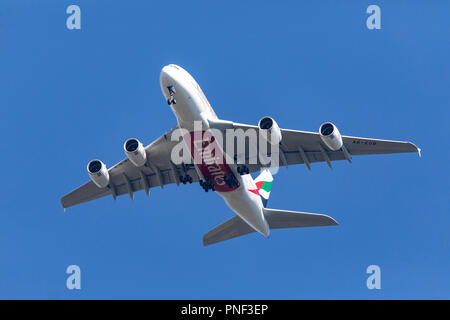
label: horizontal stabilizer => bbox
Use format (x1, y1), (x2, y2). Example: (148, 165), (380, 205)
(262, 208), (338, 229)
(203, 216), (255, 247)
(203, 209), (338, 246)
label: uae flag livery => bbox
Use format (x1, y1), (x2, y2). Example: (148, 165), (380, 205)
(253, 169), (273, 207)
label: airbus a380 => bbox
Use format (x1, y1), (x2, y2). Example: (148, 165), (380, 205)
(61, 64), (420, 246)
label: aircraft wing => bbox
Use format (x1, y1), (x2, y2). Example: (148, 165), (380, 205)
(61, 127), (199, 209)
(216, 122), (420, 172)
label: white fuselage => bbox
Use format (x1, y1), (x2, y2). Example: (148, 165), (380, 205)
(160, 64), (270, 237)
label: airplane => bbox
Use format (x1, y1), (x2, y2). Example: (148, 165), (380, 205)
(61, 64), (420, 246)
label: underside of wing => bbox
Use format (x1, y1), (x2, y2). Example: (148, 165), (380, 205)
(61, 127), (199, 209)
(217, 122), (420, 172)
(279, 128), (419, 167)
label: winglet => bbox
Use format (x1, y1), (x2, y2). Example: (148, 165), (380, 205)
(417, 147), (422, 158)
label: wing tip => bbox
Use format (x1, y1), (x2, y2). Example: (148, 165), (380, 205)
(202, 237), (213, 247)
(308, 212), (339, 226)
(325, 215), (339, 226)
(60, 197), (69, 210)
(406, 141), (421, 157)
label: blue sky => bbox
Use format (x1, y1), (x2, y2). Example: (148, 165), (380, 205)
(0, 0), (448, 299)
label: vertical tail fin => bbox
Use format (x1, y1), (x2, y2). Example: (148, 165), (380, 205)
(254, 169), (273, 207)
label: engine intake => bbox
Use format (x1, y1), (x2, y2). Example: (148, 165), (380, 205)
(124, 138), (147, 167)
(87, 159), (110, 188)
(319, 122), (343, 151)
(258, 117), (282, 145)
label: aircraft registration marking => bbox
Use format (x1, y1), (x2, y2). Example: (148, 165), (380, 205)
(352, 140), (377, 146)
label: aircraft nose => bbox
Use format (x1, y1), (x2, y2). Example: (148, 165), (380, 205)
(160, 65), (178, 97)
(160, 64), (182, 78)
(160, 64), (185, 88)
(160, 65), (174, 83)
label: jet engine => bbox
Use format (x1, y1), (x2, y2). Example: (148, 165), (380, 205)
(124, 138), (147, 167)
(319, 122), (343, 151)
(87, 159), (110, 188)
(258, 116), (282, 145)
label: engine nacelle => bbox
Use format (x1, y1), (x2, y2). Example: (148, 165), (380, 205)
(87, 159), (110, 188)
(319, 122), (343, 151)
(258, 116), (282, 145)
(124, 138), (147, 167)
